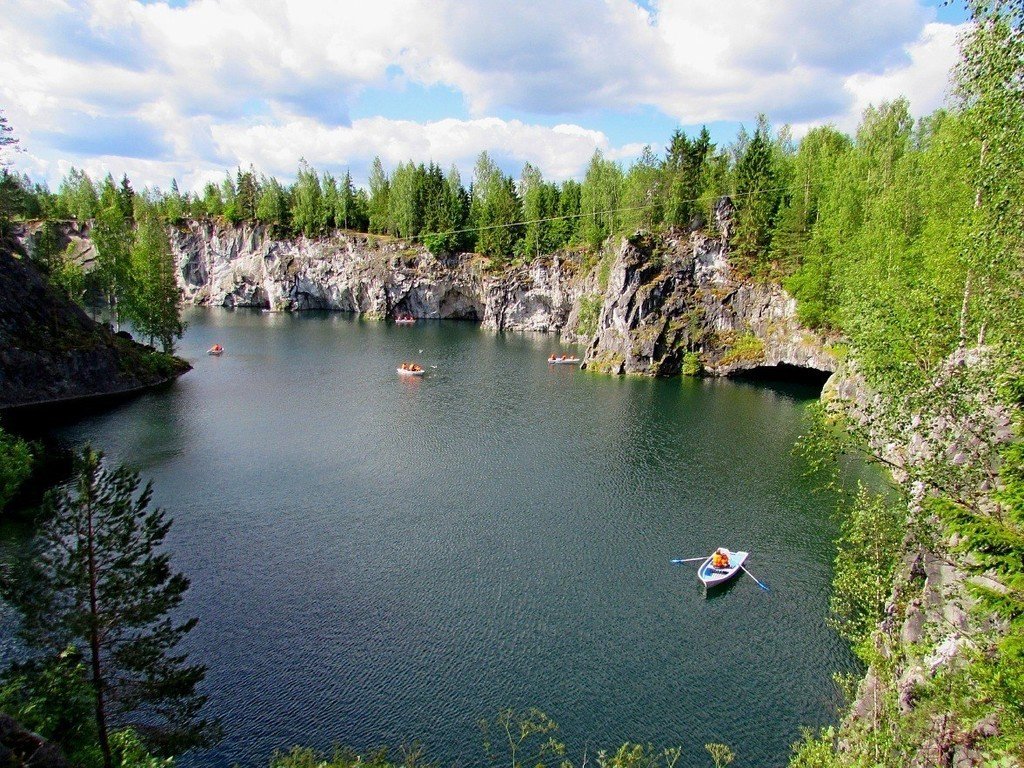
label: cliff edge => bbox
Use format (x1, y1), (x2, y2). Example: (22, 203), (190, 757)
(0, 244), (190, 412)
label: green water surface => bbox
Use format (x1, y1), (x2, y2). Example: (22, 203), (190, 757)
(46, 308), (854, 767)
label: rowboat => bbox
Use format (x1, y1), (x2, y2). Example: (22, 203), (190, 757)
(207, 345), (224, 356)
(548, 356), (581, 365)
(395, 315), (416, 325)
(397, 367), (425, 376)
(697, 549), (748, 589)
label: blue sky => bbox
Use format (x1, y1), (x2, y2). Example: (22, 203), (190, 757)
(0, 0), (969, 192)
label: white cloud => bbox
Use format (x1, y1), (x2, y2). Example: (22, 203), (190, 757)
(0, 0), (968, 190)
(209, 114), (621, 184)
(842, 22), (962, 128)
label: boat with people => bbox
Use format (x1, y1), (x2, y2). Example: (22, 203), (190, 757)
(397, 362), (425, 376)
(207, 344), (224, 356)
(394, 314), (416, 325)
(697, 548), (748, 589)
(548, 354), (581, 365)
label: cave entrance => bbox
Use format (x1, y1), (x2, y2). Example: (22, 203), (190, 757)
(439, 290), (482, 321)
(729, 363), (833, 395)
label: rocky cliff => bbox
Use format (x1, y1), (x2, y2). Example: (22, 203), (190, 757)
(0, 242), (190, 412)
(170, 212), (836, 382)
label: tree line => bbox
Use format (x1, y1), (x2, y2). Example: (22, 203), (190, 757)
(2, 121), (780, 265)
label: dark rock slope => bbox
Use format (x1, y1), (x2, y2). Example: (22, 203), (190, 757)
(0, 245), (190, 411)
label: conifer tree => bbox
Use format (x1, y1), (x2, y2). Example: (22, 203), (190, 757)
(235, 167), (258, 222)
(367, 156), (390, 235)
(4, 447), (217, 768)
(732, 115), (781, 274)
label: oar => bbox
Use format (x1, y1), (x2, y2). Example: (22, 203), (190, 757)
(670, 556), (706, 564)
(741, 565), (770, 592)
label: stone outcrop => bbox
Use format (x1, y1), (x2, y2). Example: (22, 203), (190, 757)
(171, 215), (835, 382)
(0, 243), (190, 412)
(170, 221), (583, 331)
(581, 201), (835, 378)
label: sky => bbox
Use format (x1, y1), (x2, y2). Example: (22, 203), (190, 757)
(0, 0), (970, 193)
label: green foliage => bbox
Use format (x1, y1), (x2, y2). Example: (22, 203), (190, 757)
(2, 447), (218, 768)
(575, 294), (602, 338)
(681, 351), (702, 377)
(50, 243), (86, 305)
(0, 646), (97, 761)
(596, 248), (616, 292)
(122, 201), (184, 353)
(717, 332), (764, 367)
(787, 728), (839, 768)
(256, 175), (290, 227)
(732, 115), (782, 276)
(619, 145), (663, 233)
(663, 127), (713, 228)
(291, 160), (327, 238)
(480, 708), (566, 768)
(91, 176), (134, 327)
(597, 744), (681, 768)
(368, 156), (390, 235)
(828, 487), (905, 654)
(579, 150), (623, 250)
(55, 167), (99, 221)
(270, 746), (425, 768)
(0, 426), (33, 514)
(471, 152), (522, 261)
(703, 743), (734, 768)
(111, 728), (175, 768)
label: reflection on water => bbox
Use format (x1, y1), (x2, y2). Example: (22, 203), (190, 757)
(46, 308), (855, 768)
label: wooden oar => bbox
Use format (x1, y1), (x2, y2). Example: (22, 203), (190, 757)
(670, 556), (705, 564)
(741, 565), (770, 591)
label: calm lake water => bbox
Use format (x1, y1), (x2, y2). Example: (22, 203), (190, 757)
(48, 308), (853, 767)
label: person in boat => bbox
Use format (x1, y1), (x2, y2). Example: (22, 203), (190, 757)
(712, 549), (729, 569)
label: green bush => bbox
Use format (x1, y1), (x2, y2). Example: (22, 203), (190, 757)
(681, 351), (702, 376)
(0, 426), (33, 513)
(576, 294), (602, 338)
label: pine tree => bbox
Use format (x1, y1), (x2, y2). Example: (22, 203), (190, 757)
(732, 115), (781, 275)
(367, 157), (390, 235)
(235, 167), (258, 223)
(118, 175), (135, 221)
(4, 447), (218, 768)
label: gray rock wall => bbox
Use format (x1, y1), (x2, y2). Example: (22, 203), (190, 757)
(170, 219), (835, 380)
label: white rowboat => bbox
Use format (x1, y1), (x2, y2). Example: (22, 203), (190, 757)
(397, 367), (425, 376)
(697, 549), (748, 589)
(548, 357), (581, 365)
